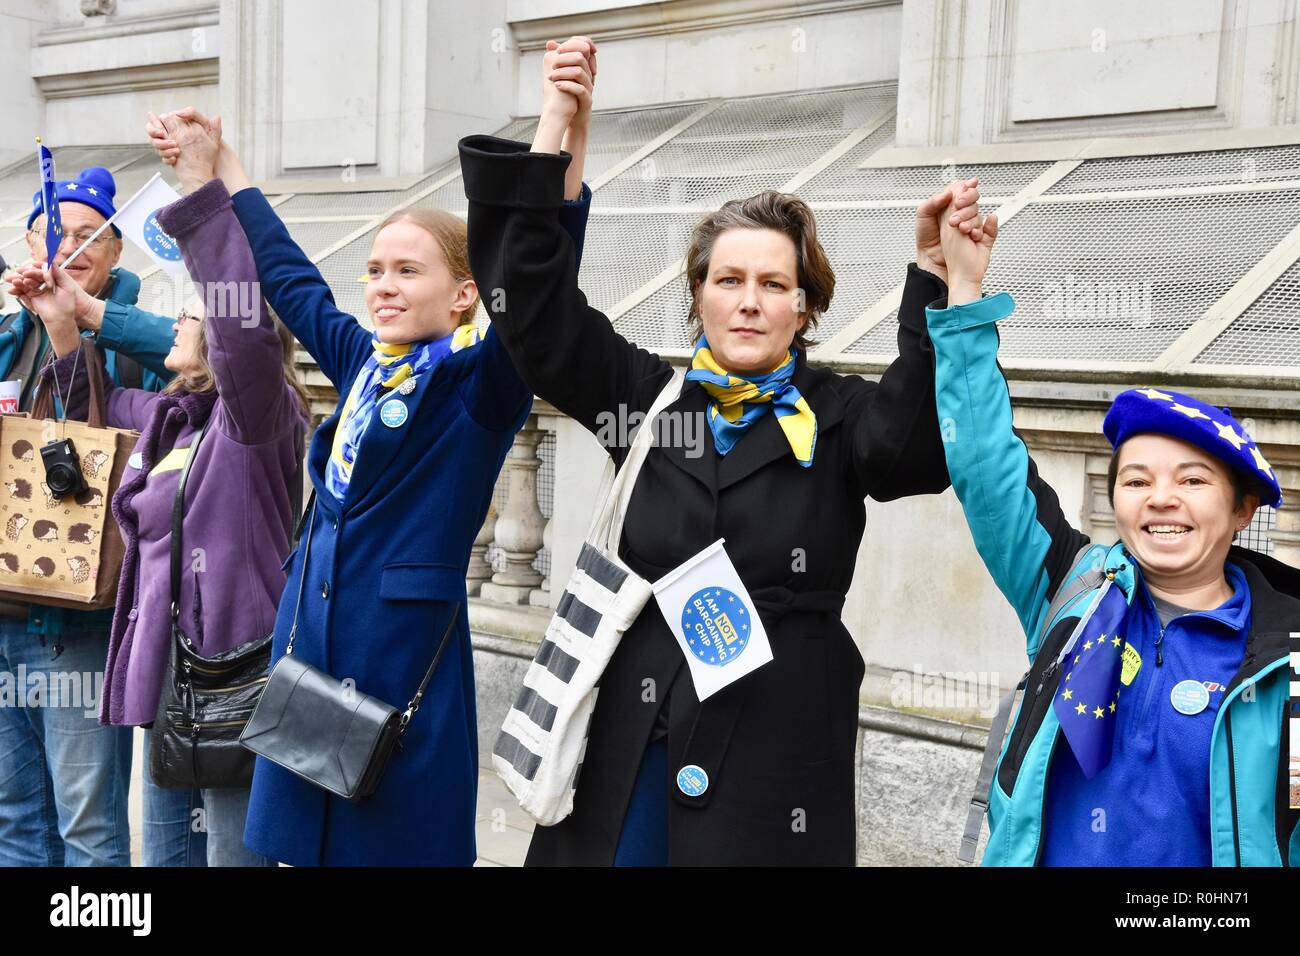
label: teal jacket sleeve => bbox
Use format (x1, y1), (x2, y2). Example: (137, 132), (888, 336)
(925, 292), (1090, 655)
(95, 302), (176, 381)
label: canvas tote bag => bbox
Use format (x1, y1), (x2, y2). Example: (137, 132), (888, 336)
(494, 368), (684, 825)
(0, 343), (135, 609)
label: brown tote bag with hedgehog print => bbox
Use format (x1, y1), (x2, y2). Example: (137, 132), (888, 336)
(0, 343), (137, 609)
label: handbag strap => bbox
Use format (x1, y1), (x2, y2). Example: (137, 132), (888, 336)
(170, 414), (211, 633)
(587, 366), (685, 556)
(28, 336), (109, 427)
(398, 601), (461, 733)
(284, 489), (317, 656)
(281, 495), (457, 730)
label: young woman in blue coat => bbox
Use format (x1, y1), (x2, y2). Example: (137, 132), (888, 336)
(146, 38), (597, 865)
(928, 193), (1299, 865)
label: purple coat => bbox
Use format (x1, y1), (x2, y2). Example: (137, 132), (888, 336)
(43, 179), (307, 726)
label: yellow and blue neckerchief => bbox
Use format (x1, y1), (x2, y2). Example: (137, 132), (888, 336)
(685, 339), (817, 467)
(326, 323), (480, 500)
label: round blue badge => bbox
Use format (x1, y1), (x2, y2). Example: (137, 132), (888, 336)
(379, 398), (408, 428)
(680, 586), (751, 667)
(1170, 679), (1210, 716)
(677, 764), (709, 797)
(143, 209), (182, 261)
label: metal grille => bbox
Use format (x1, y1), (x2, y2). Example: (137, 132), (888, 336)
(856, 191), (1300, 364)
(1194, 258), (1300, 367)
(811, 206), (939, 346)
(594, 87), (880, 209)
(274, 189), (409, 217)
(802, 115), (1052, 203)
(271, 161), (459, 216)
(613, 275), (695, 352)
(1236, 505), (1276, 555)
(316, 227), (380, 326)
(1047, 145), (1300, 194)
(578, 212), (699, 312)
(15, 90), (1299, 381)
(535, 430), (555, 580)
(0, 147), (146, 225)
(582, 103), (702, 184)
(104, 164), (184, 209)
(284, 220), (370, 260)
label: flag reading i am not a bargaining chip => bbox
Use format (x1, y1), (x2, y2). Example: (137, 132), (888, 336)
(111, 173), (187, 277)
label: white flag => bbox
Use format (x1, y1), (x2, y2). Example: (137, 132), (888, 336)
(111, 173), (187, 277)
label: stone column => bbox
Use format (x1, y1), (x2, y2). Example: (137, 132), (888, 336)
(466, 499), (498, 597)
(480, 413), (545, 605)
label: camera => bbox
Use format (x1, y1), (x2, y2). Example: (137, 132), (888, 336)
(41, 438), (88, 499)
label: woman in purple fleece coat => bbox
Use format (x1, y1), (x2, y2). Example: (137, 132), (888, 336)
(24, 129), (309, 866)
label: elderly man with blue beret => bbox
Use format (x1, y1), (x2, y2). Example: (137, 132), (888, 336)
(0, 164), (177, 866)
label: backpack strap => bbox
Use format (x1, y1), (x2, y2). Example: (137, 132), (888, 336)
(957, 542), (1102, 863)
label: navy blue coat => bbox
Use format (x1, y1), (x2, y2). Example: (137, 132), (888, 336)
(229, 184), (590, 865)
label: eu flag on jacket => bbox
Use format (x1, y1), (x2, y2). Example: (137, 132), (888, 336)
(1051, 579), (1130, 779)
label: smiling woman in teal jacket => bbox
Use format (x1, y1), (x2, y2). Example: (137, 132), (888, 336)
(926, 195), (1299, 866)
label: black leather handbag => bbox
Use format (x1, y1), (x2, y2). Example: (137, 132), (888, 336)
(239, 496), (460, 802)
(148, 420), (273, 789)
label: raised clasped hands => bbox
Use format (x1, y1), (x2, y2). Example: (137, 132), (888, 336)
(540, 35), (597, 132)
(146, 107), (222, 193)
(938, 179), (998, 305)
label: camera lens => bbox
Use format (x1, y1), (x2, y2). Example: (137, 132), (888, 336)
(46, 463), (77, 496)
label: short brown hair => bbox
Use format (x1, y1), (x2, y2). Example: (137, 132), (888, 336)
(684, 191), (835, 354)
(374, 207), (479, 322)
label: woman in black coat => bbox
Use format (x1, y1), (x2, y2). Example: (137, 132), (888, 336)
(460, 51), (977, 866)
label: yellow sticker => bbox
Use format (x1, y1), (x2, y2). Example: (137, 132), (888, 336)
(1121, 641), (1142, 686)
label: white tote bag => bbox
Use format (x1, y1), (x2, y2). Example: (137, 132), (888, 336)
(493, 368), (684, 826)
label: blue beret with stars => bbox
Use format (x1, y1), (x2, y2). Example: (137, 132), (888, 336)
(27, 166), (121, 237)
(1103, 387), (1281, 508)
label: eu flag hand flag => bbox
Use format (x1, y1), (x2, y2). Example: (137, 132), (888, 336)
(1051, 579), (1130, 779)
(37, 141), (62, 265)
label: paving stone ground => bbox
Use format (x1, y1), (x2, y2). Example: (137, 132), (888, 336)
(128, 731), (533, 867)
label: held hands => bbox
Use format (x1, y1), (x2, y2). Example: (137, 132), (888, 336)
(916, 179), (981, 286)
(938, 182), (998, 305)
(146, 108), (223, 193)
(540, 36), (597, 133)
(532, 35), (597, 200)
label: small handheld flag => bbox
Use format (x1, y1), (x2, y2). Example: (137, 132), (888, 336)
(36, 139), (63, 265)
(1051, 579), (1131, 779)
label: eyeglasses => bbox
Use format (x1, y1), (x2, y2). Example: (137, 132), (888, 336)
(177, 308), (197, 324)
(28, 226), (113, 248)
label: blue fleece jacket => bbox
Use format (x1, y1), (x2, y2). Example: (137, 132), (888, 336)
(1042, 563), (1250, 865)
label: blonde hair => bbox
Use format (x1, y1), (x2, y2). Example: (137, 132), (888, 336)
(374, 208), (479, 322)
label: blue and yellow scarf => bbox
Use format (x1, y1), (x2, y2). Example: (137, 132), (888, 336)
(685, 340), (817, 467)
(326, 324), (480, 499)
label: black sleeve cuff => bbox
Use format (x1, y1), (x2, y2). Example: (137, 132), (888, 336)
(458, 135), (573, 210)
(900, 261), (947, 332)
